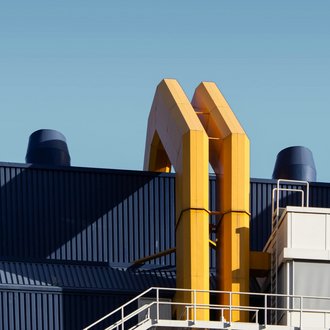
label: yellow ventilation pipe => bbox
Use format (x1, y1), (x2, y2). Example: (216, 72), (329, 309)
(144, 79), (210, 320)
(192, 82), (250, 321)
(144, 79), (250, 322)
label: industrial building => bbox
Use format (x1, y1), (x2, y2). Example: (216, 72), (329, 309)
(1, 79), (330, 329)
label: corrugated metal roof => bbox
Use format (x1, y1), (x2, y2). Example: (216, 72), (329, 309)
(0, 261), (176, 292)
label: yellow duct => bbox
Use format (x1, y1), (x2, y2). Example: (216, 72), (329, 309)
(192, 82), (250, 321)
(144, 79), (210, 320)
(144, 79), (250, 322)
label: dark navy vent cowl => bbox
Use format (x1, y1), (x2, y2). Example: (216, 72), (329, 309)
(26, 129), (71, 166)
(272, 146), (316, 182)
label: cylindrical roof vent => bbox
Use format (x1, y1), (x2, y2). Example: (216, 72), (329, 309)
(272, 146), (316, 181)
(26, 129), (71, 166)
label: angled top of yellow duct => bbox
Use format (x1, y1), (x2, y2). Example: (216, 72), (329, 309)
(192, 82), (246, 139)
(144, 79), (207, 172)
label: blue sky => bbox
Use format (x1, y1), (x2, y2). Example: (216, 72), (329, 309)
(1, 1), (330, 181)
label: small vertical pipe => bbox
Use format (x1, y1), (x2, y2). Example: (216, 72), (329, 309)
(156, 288), (159, 322)
(264, 294), (268, 325)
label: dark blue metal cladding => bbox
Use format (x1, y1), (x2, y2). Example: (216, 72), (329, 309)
(249, 179), (276, 251)
(2, 162), (330, 266)
(0, 287), (134, 330)
(2, 163), (330, 329)
(0, 259), (175, 329)
(0, 163), (176, 267)
(309, 182), (330, 207)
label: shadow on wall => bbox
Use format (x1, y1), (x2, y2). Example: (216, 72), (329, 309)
(0, 163), (176, 266)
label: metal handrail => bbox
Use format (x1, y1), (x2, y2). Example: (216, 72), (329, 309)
(84, 287), (330, 330)
(83, 287), (154, 330)
(104, 302), (154, 330)
(272, 179), (310, 227)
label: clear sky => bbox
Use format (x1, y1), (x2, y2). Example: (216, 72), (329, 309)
(1, 1), (330, 181)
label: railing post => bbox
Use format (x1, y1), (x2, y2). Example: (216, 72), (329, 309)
(229, 292), (232, 324)
(156, 288), (159, 322)
(264, 294), (267, 325)
(193, 289), (196, 323)
(121, 306), (124, 330)
(300, 296), (303, 328)
(324, 311), (327, 329)
(301, 191), (305, 207)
